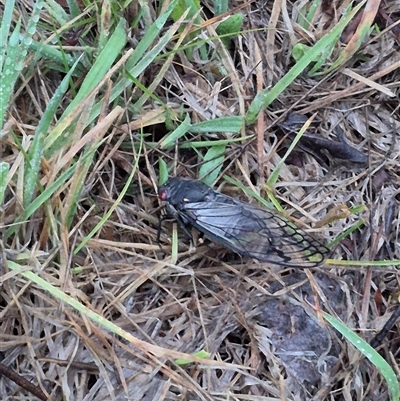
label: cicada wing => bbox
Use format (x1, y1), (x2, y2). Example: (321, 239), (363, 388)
(245, 205), (330, 266)
(183, 200), (329, 267)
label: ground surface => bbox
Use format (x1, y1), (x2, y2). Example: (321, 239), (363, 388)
(1, 1), (400, 400)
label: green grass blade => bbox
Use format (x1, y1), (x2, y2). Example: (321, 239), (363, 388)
(214, 0), (229, 15)
(6, 259), (216, 365)
(171, 0), (200, 22)
(136, 135), (253, 150)
(328, 219), (365, 249)
(324, 312), (400, 401)
(74, 137), (143, 254)
(328, 259), (400, 267)
(23, 56), (82, 208)
(124, 0), (178, 71)
(128, 10), (186, 79)
(267, 117), (313, 187)
(190, 116), (243, 133)
(245, 0), (366, 125)
(64, 147), (98, 230)
(158, 158), (169, 184)
(60, 19), (127, 119)
(0, 162), (10, 205)
(0, 17), (21, 127)
(1, 0), (44, 127)
(199, 145), (226, 185)
(42, 0), (69, 26)
(159, 114), (191, 150)
(43, 22), (126, 156)
(76, 0), (180, 128)
(223, 175), (274, 210)
(28, 40), (78, 70)
(66, 0), (82, 18)
(0, 0), (15, 65)
(5, 150), (94, 238)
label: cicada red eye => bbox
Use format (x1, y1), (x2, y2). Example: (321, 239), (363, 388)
(158, 189), (167, 201)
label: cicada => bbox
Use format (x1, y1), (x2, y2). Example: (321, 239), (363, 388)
(158, 177), (330, 267)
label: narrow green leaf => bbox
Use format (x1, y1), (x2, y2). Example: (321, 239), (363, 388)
(181, 135), (252, 147)
(324, 312), (400, 401)
(42, 0), (69, 26)
(245, 0), (366, 125)
(199, 145), (226, 185)
(28, 40), (77, 69)
(176, 349), (210, 365)
(214, 0), (228, 15)
(297, 0), (319, 29)
(158, 158), (169, 184)
(74, 137), (143, 254)
(128, 10), (186, 78)
(305, 0), (320, 23)
(5, 153), (89, 238)
(64, 97), (100, 229)
(44, 21), (126, 154)
(78, 0), (180, 128)
(60, 19), (127, 119)
(216, 13), (243, 46)
(0, 162), (10, 205)
(24, 56), (81, 207)
(308, 41), (336, 76)
(267, 117), (312, 187)
(171, 222), (179, 264)
(171, 0), (200, 22)
(328, 259), (400, 267)
(131, 135), (253, 150)
(223, 175), (274, 210)
(66, 0), (82, 18)
(124, 0), (179, 71)
(328, 219), (365, 248)
(245, 89), (270, 125)
(190, 116), (243, 133)
(0, 0), (15, 66)
(1, 1), (44, 127)
(0, 18), (21, 127)
(159, 114), (191, 150)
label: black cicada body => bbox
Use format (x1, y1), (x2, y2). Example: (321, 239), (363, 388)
(158, 177), (330, 268)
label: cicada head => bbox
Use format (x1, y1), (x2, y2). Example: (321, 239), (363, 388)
(158, 177), (212, 206)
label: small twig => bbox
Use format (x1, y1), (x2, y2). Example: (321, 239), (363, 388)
(0, 362), (47, 401)
(370, 305), (400, 348)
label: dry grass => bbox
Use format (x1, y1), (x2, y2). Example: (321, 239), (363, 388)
(1, 0), (400, 400)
